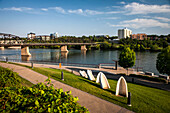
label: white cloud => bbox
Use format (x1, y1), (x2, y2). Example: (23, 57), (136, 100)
(124, 2), (170, 15)
(154, 17), (170, 22)
(84, 9), (104, 15)
(120, 1), (125, 4)
(50, 7), (65, 13)
(41, 8), (48, 11)
(1, 7), (33, 12)
(111, 18), (170, 29)
(68, 9), (83, 14)
(104, 17), (118, 20)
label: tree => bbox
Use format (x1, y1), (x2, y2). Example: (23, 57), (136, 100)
(118, 47), (136, 75)
(156, 46), (170, 76)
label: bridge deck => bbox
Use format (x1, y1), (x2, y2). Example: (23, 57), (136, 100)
(0, 43), (96, 46)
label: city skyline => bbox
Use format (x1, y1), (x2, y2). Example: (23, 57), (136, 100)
(0, 0), (170, 37)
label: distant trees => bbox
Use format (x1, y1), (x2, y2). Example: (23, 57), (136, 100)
(156, 46), (170, 76)
(119, 38), (168, 51)
(118, 47), (136, 75)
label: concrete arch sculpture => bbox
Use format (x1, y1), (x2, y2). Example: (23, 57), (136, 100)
(115, 76), (128, 97)
(79, 70), (88, 78)
(96, 72), (110, 89)
(87, 70), (95, 81)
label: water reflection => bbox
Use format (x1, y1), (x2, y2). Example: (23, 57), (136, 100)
(0, 48), (160, 75)
(21, 56), (31, 61)
(61, 51), (68, 59)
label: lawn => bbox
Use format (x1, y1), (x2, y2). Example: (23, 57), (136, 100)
(32, 67), (170, 113)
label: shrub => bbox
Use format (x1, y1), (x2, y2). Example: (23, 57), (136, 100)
(0, 79), (89, 113)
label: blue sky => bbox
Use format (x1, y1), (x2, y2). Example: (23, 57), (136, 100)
(0, 0), (170, 37)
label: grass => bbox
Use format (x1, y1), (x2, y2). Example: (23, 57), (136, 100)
(1, 61), (170, 112)
(32, 67), (170, 113)
(0, 61), (33, 87)
(17, 75), (34, 87)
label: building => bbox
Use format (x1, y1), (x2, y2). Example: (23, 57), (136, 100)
(27, 32), (36, 39)
(118, 28), (132, 39)
(54, 32), (59, 38)
(50, 32), (59, 40)
(36, 35), (51, 41)
(131, 34), (147, 40)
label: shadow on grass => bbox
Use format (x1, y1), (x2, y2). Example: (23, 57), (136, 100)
(79, 78), (101, 89)
(100, 93), (127, 105)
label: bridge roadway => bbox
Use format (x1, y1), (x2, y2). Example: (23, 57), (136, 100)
(0, 43), (96, 46)
(0, 43), (96, 56)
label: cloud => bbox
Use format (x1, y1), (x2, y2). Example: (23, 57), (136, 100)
(41, 8), (48, 11)
(84, 9), (104, 15)
(68, 9), (83, 14)
(104, 17), (118, 20)
(50, 7), (65, 13)
(124, 2), (170, 15)
(1, 7), (33, 12)
(154, 17), (170, 22)
(110, 18), (170, 29)
(120, 1), (125, 4)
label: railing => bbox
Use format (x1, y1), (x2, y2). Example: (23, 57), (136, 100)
(0, 57), (99, 68)
(98, 63), (116, 69)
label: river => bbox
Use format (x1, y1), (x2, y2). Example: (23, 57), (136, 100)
(0, 48), (160, 75)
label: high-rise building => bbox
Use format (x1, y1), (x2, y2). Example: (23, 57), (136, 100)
(118, 28), (132, 39)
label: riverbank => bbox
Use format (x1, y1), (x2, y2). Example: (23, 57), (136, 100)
(1, 62), (170, 113)
(15, 62), (170, 91)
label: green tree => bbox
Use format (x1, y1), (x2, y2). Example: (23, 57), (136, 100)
(156, 46), (170, 76)
(118, 47), (136, 75)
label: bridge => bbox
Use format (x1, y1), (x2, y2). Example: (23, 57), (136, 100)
(0, 43), (96, 56)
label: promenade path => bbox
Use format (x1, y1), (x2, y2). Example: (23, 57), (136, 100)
(0, 62), (133, 113)
(17, 62), (170, 91)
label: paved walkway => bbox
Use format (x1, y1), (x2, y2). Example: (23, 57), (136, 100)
(0, 62), (133, 113)
(18, 62), (170, 91)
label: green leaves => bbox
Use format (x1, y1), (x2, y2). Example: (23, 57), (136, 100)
(0, 81), (89, 113)
(119, 47), (136, 69)
(35, 100), (39, 107)
(156, 46), (170, 75)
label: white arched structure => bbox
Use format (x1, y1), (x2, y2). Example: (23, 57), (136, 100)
(79, 70), (88, 78)
(115, 76), (128, 97)
(87, 70), (95, 81)
(96, 72), (110, 89)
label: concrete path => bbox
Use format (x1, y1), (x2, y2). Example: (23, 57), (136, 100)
(0, 62), (133, 113)
(17, 62), (170, 91)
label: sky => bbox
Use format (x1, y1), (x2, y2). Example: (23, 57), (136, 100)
(0, 0), (170, 37)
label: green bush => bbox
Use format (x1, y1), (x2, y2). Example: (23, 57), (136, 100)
(0, 66), (21, 88)
(0, 79), (89, 113)
(129, 74), (167, 83)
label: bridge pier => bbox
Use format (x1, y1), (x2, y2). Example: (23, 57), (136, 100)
(81, 45), (87, 51)
(0, 46), (4, 50)
(21, 46), (31, 56)
(61, 45), (68, 52)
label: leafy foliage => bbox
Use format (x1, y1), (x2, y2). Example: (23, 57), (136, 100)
(0, 66), (21, 88)
(156, 46), (170, 75)
(118, 47), (136, 69)
(0, 79), (89, 113)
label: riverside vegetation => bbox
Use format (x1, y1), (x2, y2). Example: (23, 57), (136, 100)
(0, 66), (89, 113)
(3, 34), (168, 52)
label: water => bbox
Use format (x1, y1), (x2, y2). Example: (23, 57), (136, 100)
(0, 48), (160, 75)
